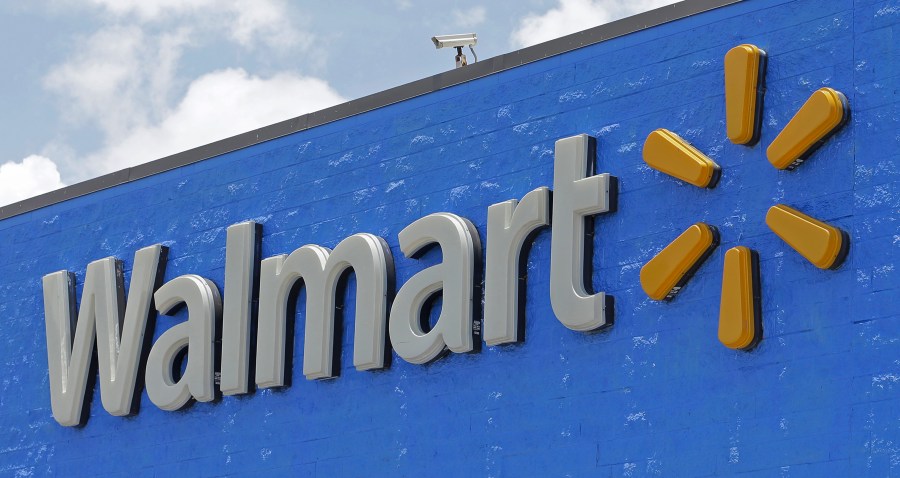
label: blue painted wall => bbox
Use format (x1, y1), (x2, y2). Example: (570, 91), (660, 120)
(1, 0), (898, 475)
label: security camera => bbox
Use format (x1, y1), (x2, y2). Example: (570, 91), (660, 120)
(431, 33), (478, 68)
(431, 33), (477, 49)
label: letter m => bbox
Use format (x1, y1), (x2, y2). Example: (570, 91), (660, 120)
(42, 245), (166, 426)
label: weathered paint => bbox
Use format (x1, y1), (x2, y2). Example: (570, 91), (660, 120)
(0, 0), (897, 475)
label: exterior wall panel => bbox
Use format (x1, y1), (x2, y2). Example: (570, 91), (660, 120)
(1, 0), (898, 475)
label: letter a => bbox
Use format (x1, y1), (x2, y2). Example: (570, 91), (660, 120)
(389, 213), (481, 364)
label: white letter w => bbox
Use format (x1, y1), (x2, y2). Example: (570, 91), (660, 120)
(42, 245), (166, 426)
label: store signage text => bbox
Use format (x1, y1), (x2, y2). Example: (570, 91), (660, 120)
(42, 134), (615, 426)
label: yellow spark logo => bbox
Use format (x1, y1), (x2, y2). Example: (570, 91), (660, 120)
(638, 44), (850, 351)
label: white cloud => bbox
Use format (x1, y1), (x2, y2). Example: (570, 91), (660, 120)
(0, 156), (66, 206)
(84, 0), (309, 51)
(85, 0), (210, 18)
(84, 68), (345, 177)
(511, 0), (675, 48)
(18, 65), (344, 198)
(37, 0), (346, 181)
(453, 6), (487, 29)
(44, 26), (190, 139)
(14, 0), (343, 202)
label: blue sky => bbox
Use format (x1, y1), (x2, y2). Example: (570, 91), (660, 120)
(0, 0), (673, 206)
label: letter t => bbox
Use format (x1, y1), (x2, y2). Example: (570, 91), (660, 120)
(550, 134), (614, 331)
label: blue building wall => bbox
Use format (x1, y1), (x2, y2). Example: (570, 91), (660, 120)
(1, 0), (898, 475)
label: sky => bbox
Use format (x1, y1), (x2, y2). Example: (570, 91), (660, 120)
(0, 0), (676, 206)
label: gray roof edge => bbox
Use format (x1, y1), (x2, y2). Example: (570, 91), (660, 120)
(0, 0), (740, 221)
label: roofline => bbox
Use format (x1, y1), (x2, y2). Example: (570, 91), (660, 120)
(0, 0), (740, 221)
